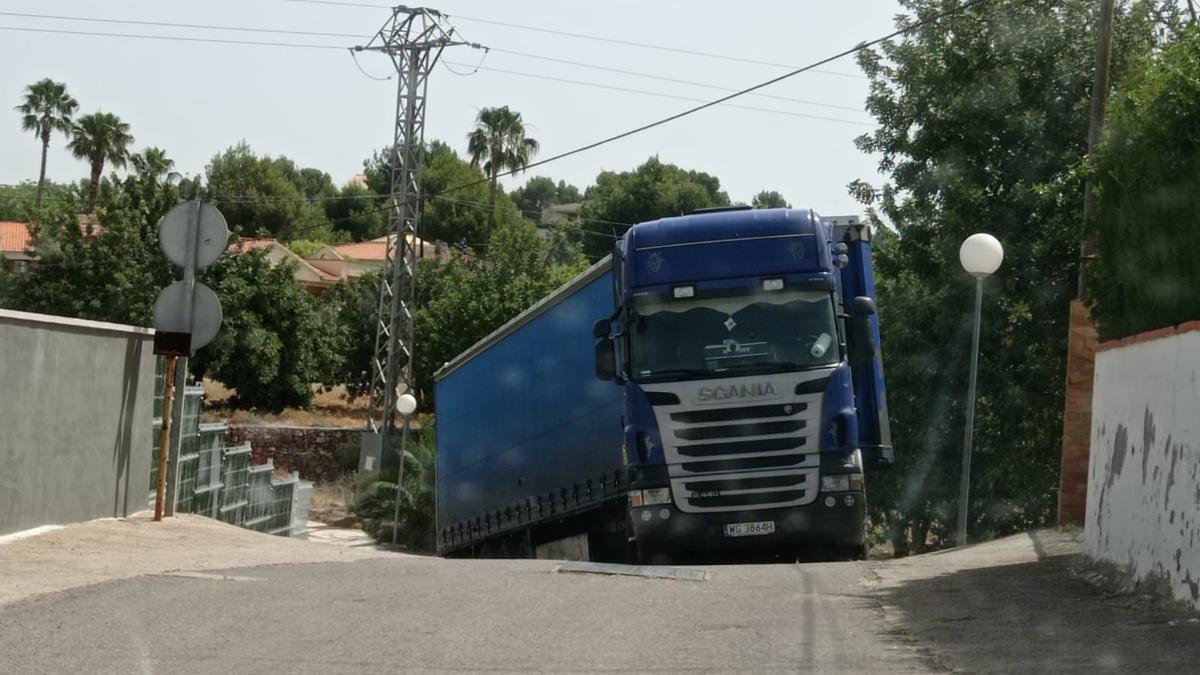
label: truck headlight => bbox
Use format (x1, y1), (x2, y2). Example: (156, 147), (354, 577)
(821, 475), (850, 492)
(642, 487), (671, 506)
(630, 487), (671, 507)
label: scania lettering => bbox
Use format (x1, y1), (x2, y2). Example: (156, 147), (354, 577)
(434, 208), (892, 562)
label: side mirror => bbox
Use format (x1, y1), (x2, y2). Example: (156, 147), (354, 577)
(595, 338), (616, 381)
(852, 296), (876, 316)
(592, 318), (612, 339)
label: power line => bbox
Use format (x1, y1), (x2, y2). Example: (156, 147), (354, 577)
(0, 24), (347, 49)
(450, 14), (868, 80)
(430, 0), (995, 200)
(0, 10), (368, 39)
(442, 60), (874, 126)
(277, 0), (866, 78)
(488, 47), (869, 113)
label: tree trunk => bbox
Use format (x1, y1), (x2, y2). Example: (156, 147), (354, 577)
(36, 131), (49, 208)
(487, 170), (498, 234)
(86, 158), (103, 213)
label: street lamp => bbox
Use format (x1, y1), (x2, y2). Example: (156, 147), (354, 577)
(391, 392), (418, 546)
(957, 233), (1004, 547)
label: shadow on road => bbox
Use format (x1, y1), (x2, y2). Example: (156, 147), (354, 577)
(876, 551), (1200, 673)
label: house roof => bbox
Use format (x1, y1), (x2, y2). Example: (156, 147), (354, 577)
(229, 237), (340, 282)
(335, 234), (437, 262)
(0, 221), (32, 254)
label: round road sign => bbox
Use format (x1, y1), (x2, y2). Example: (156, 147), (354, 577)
(158, 202), (229, 270)
(153, 280), (223, 351)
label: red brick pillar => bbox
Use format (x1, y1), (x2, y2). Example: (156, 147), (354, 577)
(1058, 300), (1098, 525)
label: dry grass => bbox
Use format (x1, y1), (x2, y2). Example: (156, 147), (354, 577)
(200, 379), (369, 428)
(310, 473), (359, 527)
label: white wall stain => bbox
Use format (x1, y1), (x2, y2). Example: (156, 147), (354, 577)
(1086, 330), (1200, 609)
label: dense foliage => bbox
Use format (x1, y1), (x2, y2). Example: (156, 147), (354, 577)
(1088, 28), (1200, 340)
(853, 0), (1167, 549)
(577, 157), (730, 259)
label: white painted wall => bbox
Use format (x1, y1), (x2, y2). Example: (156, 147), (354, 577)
(1086, 328), (1200, 610)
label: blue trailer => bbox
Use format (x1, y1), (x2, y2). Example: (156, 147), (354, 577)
(435, 207), (891, 561)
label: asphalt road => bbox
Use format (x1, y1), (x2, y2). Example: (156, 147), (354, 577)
(2, 529), (1199, 673)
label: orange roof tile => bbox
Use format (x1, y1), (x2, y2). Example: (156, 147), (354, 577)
(229, 236), (278, 252)
(0, 221), (33, 254)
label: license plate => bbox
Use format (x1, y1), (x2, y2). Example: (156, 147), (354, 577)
(723, 521), (775, 537)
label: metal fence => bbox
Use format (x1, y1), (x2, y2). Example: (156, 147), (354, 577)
(148, 360), (312, 537)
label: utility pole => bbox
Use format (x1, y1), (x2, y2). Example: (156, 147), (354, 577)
(354, 8), (476, 473)
(1077, 0), (1115, 297)
(1058, 0), (1115, 527)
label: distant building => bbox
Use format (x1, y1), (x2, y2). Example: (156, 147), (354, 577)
(0, 221), (33, 272)
(228, 237), (340, 295)
(541, 203), (580, 227)
(306, 234), (448, 283)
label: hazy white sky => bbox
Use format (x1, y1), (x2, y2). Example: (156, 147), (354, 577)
(2, 0), (903, 215)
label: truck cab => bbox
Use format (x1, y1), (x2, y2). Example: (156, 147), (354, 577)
(594, 207), (891, 561)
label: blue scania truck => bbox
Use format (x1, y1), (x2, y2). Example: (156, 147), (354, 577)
(435, 207), (891, 562)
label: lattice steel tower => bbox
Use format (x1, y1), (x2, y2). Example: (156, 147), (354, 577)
(355, 7), (472, 466)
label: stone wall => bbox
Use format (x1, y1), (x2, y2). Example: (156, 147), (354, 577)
(225, 425), (362, 482)
(1086, 321), (1200, 610)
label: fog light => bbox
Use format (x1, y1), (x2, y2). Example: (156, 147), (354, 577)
(821, 475), (850, 492)
(643, 487), (671, 506)
(844, 495), (856, 507)
(763, 278), (784, 291)
(824, 496), (836, 508)
(673, 285), (695, 299)
(659, 508), (671, 520)
(641, 510), (653, 521)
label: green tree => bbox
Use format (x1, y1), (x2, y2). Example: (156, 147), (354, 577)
(364, 141), (517, 246)
(751, 190), (790, 209)
(1088, 28), (1200, 339)
(322, 183), (385, 242)
(68, 112), (133, 213)
(0, 181), (80, 221)
(851, 0), (1166, 549)
(205, 143), (335, 241)
(14, 78), (78, 207)
(190, 249), (342, 411)
(467, 106), (540, 232)
(577, 156), (730, 259)
(510, 175), (582, 217)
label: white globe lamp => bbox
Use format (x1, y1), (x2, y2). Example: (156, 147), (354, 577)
(397, 393), (418, 417)
(959, 233), (1004, 278)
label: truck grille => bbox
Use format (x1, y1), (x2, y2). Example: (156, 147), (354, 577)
(642, 373), (828, 514)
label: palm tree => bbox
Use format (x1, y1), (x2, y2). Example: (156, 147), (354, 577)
(130, 147), (174, 182)
(15, 79), (79, 207)
(466, 106), (539, 232)
(68, 112), (134, 212)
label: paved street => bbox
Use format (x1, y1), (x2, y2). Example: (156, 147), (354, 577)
(1, 521), (1199, 673)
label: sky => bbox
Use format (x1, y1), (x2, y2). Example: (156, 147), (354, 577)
(1, 0), (904, 216)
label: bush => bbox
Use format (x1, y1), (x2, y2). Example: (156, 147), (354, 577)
(1088, 30), (1200, 340)
(352, 423), (436, 550)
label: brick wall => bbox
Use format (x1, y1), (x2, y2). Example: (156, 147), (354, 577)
(1058, 300), (1098, 526)
(226, 425), (363, 482)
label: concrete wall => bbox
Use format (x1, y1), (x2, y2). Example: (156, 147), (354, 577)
(0, 309), (156, 535)
(1086, 322), (1200, 610)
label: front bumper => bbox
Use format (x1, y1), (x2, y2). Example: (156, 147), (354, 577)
(630, 492), (865, 556)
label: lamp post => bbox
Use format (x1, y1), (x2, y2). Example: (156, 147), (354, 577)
(957, 233), (1004, 547)
(392, 392), (418, 546)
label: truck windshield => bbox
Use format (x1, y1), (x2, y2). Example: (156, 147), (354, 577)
(628, 289), (840, 381)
